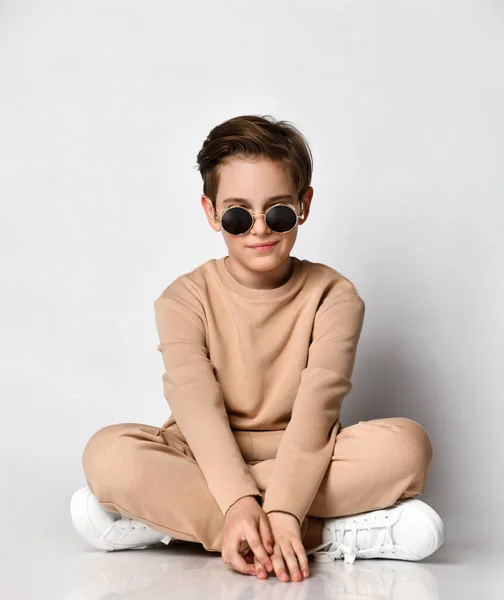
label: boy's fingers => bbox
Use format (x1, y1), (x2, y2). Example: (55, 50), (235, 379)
(281, 541), (302, 581)
(227, 539), (256, 575)
(271, 543), (290, 582)
(259, 515), (275, 555)
(254, 554), (267, 579)
(230, 550), (255, 575)
(244, 523), (273, 572)
(293, 539), (310, 578)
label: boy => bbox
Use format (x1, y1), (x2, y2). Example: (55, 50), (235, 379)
(70, 114), (445, 582)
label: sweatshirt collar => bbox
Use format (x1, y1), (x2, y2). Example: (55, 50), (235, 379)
(215, 255), (305, 300)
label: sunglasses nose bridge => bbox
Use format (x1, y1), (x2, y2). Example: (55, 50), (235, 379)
(249, 210), (270, 233)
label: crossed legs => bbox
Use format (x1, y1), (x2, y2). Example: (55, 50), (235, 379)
(82, 417), (432, 553)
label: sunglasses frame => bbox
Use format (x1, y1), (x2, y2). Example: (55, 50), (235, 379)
(212, 200), (305, 236)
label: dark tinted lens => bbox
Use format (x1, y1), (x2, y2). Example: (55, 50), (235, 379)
(221, 207), (252, 235)
(266, 205), (297, 232)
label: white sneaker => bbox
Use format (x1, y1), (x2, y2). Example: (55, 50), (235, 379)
(306, 498), (445, 564)
(70, 486), (172, 551)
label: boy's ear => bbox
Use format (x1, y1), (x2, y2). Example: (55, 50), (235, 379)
(299, 188), (313, 225)
(201, 195), (220, 232)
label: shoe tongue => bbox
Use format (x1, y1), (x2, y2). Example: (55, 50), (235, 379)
(353, 528), (381, 550)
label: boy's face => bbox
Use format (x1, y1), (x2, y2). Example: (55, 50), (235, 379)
(201, 157), (312, 272)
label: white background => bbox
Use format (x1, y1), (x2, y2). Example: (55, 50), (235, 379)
(1, 0), (502, 552)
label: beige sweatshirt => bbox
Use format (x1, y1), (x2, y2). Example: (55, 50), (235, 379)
(154, 255), (365, 527)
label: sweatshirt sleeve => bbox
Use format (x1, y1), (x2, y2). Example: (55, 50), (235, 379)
(261, 280), (365, 527)
(154, 291), (263, 518)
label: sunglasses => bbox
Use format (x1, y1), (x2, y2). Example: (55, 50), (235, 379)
(213, 201), (305, 236)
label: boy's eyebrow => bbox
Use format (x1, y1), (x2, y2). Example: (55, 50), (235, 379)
(222, 194), (294, 205)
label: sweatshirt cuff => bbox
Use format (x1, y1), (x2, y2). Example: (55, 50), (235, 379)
(264, 508), (303, 528)
(217, 481), (264, 519)
(262, 497), (304, 528)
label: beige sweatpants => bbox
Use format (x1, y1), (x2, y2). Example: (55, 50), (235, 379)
(82, 416), (433, 553)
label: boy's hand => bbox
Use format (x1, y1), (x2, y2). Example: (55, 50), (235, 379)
(257, 511), (310, 582)
(221, 496), (275, 577)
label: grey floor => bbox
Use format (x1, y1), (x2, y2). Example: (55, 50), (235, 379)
(4, 534), (503, 599)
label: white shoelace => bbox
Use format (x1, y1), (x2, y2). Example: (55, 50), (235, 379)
(308, 513), (397, 564)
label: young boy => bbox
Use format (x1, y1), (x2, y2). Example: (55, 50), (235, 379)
(70, 114), (445, 582)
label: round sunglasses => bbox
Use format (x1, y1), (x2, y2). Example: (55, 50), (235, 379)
(213, 201), (305, 236)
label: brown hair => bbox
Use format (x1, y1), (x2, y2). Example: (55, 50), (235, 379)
(195, 114), (313, 211)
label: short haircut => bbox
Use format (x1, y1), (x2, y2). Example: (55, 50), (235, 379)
(195, 114), (313, 210)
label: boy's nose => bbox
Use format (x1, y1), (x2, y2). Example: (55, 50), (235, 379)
(250, 213), (270, 235)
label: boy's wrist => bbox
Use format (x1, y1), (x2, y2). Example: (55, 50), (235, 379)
(265, 508), (303, 527)
(225, 494), (262, 517)
(266, 510), (297, 520)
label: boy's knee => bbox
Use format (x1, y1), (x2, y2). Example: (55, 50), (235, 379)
(391, 417), (433, 476)
(82, 423), (140, 501)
